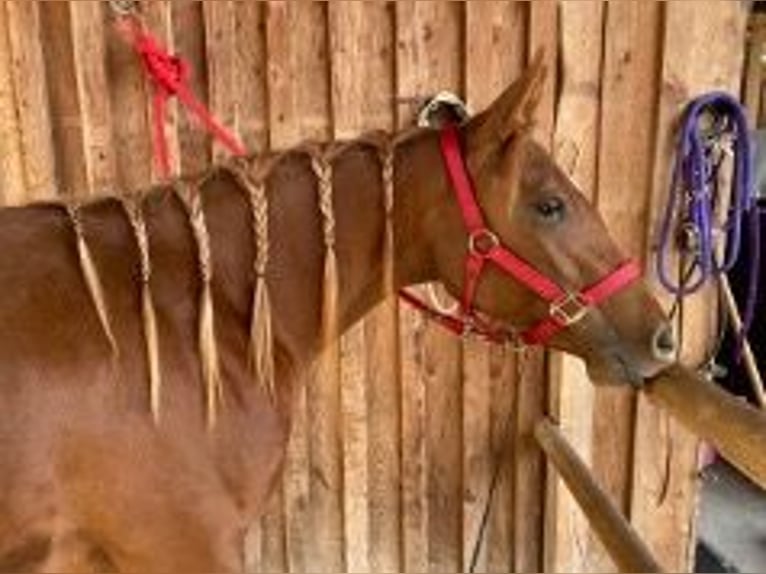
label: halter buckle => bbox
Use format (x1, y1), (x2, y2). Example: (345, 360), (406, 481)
(549, 292), (589, 326)
(468, 228), (500, 257)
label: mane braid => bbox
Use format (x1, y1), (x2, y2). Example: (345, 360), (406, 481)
(120, 196), (162, 423)
(174, 182), (222, 430)
(229, 159), (276, 400)
(65, 202), (118, 356)
(379, 141), (395, 299)
(310, 149), (339, 350)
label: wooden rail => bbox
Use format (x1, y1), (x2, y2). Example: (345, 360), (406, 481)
(535, 419), (664, 573)
(645, 363), (766, 490)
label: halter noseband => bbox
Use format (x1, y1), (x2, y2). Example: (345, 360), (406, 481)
(401, 125), (641, 347)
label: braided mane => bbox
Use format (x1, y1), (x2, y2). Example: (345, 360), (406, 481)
(57, 130), (402, 426)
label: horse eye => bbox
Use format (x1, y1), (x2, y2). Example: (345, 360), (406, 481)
(533, 197), (566, 222)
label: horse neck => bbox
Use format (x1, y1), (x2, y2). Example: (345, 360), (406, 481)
(203, 129), (444, 369)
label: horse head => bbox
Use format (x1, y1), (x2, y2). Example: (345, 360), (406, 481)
(414, 52), (675, 385)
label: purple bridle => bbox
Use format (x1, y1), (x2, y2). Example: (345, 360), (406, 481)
(656, 91), (761, 333)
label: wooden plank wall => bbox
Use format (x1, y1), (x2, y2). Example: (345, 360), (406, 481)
(0, 2), (750, 572)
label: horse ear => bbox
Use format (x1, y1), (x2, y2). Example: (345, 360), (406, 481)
(467, 49), (547, 154)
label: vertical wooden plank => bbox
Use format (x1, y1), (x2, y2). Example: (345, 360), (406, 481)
(484, 346), (517, 574)
(0, 3), (24, 205)
(266, 3), (335, 573)
(267, 1), (330, 148)
(234, 1), (268, 153)
(338, 324), (369, 574)
(396, 4), (464, 571)
(634, 2), (748, 571)
(528, 0), (557, 149)
(69, 1), (115, 193)
(5, 0), (56, 202)
(172, 0), (209, 175)
(546, 3), (604, 572)
(588, 5), (664, 572)
(515, 5), (557, 573)
(463, 3), (526, 572)
(328, 3), (397, 573)
(399, 309), (429, 574)
(103, 1), (153, 189)
(39, 2), (88, 195)
(204, 0), (239, 163)
(513, 348), (547, 574)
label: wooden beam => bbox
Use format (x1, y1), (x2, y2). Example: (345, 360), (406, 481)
(535, 419), (664, 574)
(645, 364), (766, 491)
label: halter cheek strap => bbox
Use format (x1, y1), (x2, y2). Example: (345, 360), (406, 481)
(400, 125), (641, 347)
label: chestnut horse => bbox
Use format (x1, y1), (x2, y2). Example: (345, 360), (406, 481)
(0, 57), (674, 572)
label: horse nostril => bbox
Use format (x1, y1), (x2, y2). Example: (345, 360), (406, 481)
(652, 323), (677, 362)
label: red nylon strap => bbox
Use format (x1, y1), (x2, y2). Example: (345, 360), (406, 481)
(440, 125), (485, 231)
(118, 17), (247, 178)
(397, 125), (643, 347)
(520, 260), (641, 345)
(440, 125), (567, 303)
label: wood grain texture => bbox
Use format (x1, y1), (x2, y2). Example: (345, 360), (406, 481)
(582, 3), (664, 572)
(266, 3), (339, 572)
(4, 0), (55, 202)
(396, 4), (464, 571)
(172, 0), (208, 175)
(39, 2), (88, 195)
(634, 3), (748, 571)
(204, 0), (239, 163)
(0, 3), (24, 205)
(515, 6), (557, 572)
(464, 3), (525, 572)
(69, 1), (114, 193)
(328, 3), (398, 573)
(233, 1), (268, 153)
(547, 3), (604, 572)
(266, 1), (330, 148)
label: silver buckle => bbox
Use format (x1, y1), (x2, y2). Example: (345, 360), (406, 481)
(549, 293), (589, 326)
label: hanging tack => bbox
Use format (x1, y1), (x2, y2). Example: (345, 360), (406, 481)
(120, 196), (162, 422)
(65, 202), (118, 356)
(175, 182), (222, 429)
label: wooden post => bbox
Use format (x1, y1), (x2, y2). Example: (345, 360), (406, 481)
(645, 364), (766, 491)
(535, 419), (664, 574)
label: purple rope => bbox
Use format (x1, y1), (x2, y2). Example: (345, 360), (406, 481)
(656, 92), (760, 334)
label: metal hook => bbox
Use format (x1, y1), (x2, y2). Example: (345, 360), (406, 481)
(108, 0), (139, 17)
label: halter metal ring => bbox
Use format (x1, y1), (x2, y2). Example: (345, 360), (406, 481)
(468, 228), (500, 257)
(549, 292), (589, 326)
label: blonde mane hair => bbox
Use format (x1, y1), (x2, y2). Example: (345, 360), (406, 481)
(59, 130), (406, 427)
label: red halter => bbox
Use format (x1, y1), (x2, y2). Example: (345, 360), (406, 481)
(400, 125), (641, 347)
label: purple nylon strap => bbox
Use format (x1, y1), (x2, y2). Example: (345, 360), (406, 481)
(656, 91), (761, 334)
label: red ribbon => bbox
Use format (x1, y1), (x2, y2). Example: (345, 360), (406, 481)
(117, 17), (247, 178)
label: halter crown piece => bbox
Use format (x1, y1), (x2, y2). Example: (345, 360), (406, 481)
(400, 125), (641, 347)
